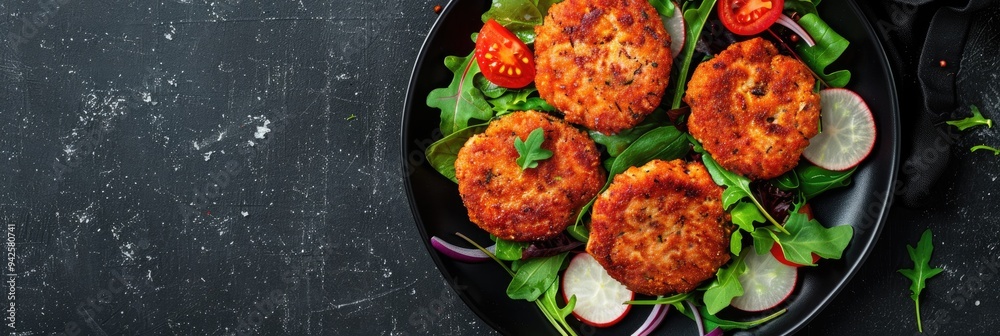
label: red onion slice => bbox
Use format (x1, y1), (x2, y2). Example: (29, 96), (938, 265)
(686, 300), (706, 336)
(631, 304), (670, 336)
(430, 236), (496, 263)
(775, 14), (816, 47)
(705, 327), (724, 336)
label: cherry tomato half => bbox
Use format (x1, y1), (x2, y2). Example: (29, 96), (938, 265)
(474, 19), (535, 89)
(718, 0), (785, 36)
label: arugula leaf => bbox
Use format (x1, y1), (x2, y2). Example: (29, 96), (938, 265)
(971, 145), (1000, 155)
(680, 305), (787, 331)
(574, 126), (689, 227)
(701, 154), (782, 232)
(536, 277), (578, 336)
(704, 250), (747, 315)
(731, 230), (743, 255)
(515, 128), (554, 170)
(507, 252), (568, 301)
(425, 123), (489, 183)
(898, 229), (943, 333)
(455, 233), (577, 336)
(626, 292), (692, 305)
(946, 105), (993, 131)
(588, 111), (670, 157)
(772, 212), (853, 265)
(670, 0), (717, 109)
(796, 164), (855, 200)
(751, 229), (775, 255)
(427, 52), (493, 136)
(494, 236), (529, 261)
(730, 201), (764, 232)
(648, 0), (675, 16)
(795, 13), (851, 88)
(482, 0), (548, 44)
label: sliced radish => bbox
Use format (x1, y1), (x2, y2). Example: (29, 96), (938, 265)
(562, 253), (634, 327)
(803, 88), (877, 171)
(659, 1), (686, 58)
(730, 248), (798, 312)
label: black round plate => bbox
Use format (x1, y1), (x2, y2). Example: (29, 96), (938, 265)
(401, 1), (899, 335)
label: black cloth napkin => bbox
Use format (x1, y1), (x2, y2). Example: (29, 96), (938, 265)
(857, 0), (997, 208)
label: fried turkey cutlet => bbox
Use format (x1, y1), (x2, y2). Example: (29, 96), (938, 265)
(534, 0), (672, 135)
(587, 159), (733, 295)
(685, 37), (821, 180)
(454, 111), (606, 242)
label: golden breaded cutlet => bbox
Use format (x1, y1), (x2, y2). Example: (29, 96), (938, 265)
(587, 159), (732, 295)
(534, 0), (672, 135)
(454, 111), (606, 242)
(685, 37), (820, 180)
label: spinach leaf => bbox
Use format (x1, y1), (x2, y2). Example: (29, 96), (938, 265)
(946, 105), (993, 131)
(898, 229), (943, 333)
(566, 224), (589, 243)
(772, 212), (853, 265)
(574, 126), (689, 227)
(588, 111), (670, 157)
(703, 250), (747, 315)
(797, 164), (854, 200)
(783, 0), (818, 16)
(425, 123), (489, 182)
(774, 170), (800, 190)
(515, 128), (554, 170)
(795, 13), (851, 88)
(474, 74), (509, 99)
(482, 0), (547, 44)
(670, 0), (717, 109)
(427, 52), (493, 136)
(507, 252), (568, 301)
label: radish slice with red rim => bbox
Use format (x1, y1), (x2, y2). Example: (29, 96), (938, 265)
(803, 88), (878, 171)
(659, 1), (686, 58)
(562, 253), (634, 327)
(430, 236), (496, 263)
(730, 249), (798, 312)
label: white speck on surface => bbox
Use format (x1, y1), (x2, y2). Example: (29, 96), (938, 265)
(241, 211), (249, 217)
(248, 140), (256, 147)
(976, 300), (981, 306)
(141, 92), (152, 103)
(254, 120), (271, 139)
(203, 151), (215, 161)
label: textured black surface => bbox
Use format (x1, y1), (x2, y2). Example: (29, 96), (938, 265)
(2, 0), (998, 336)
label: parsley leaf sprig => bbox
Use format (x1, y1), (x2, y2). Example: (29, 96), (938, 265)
(899, 229), (943, 333)
(515, 128), (553, 170)
(946, 105), (993, 131)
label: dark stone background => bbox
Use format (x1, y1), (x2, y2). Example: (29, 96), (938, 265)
(0, 0), (996, 335)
